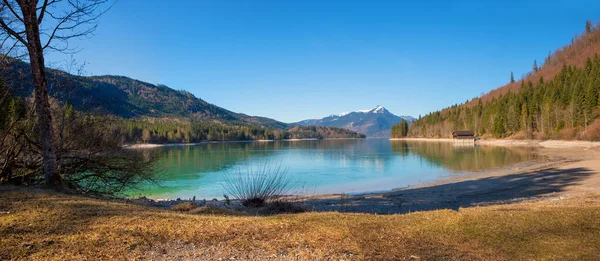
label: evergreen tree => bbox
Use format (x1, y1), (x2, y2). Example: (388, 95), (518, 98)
(406, 55), (600, 140)
(0, 85), (11, 130)
(391, 120), (409, 138)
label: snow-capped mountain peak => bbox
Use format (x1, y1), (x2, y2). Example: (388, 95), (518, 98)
(347, 105), (388, 115)
(293, 105), (415, 137)
(368, 105), (387, 113)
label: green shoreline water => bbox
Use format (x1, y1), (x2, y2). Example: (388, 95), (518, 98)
(127, 139), (538, 200)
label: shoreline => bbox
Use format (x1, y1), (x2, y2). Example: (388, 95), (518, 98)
(391, 137), (600, 149)
(123, 137), (365, 149)
(130, 143), (600, 214)
(299, 145), (600, 213)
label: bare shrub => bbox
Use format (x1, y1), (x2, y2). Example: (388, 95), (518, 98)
(221, 161), (294, 208)
(0, 98), (158, 196)
(171, 202), (198, 212)
(558, 127), (579, 140)
(584, 119), (600, 141)
(508, 131), (527, 140)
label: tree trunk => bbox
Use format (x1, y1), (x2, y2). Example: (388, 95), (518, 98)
(20, 2), (61, 186)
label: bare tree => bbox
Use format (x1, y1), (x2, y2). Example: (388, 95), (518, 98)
(141, 129), (151, 144)
(0, 0), (109, 186)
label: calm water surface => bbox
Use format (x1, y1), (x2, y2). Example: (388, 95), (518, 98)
(130, 139), (538, 199)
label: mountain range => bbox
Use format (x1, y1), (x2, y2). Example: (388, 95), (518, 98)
(3, 59), (416, 138)
(293, 105), (415, 137)
(1, 59), (374, 139)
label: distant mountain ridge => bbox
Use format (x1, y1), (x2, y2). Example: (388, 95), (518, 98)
(1, 59), (368, 140)
(3, 59), (288, 129)
(293, 105), (415, 137)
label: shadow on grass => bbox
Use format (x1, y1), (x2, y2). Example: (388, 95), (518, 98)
(305, 167), (595, 214)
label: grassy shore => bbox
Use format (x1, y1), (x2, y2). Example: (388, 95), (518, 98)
(1, 186), (600, 260)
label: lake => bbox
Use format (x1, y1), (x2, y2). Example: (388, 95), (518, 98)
(129, 139), (538, 200)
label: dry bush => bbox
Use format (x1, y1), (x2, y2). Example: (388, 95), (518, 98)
(171, 202), (198, 212)
(508, 131), (528, 140)
(0, 99), (158, 196)
(557, 127), (580, 140)
(532, 132), (546, 140)
(222, 161), (294, 208)
(584, 119), (600, 141)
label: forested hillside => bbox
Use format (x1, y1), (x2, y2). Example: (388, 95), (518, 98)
(400, 21), (600, 140)
(285, 126), (366, 140)
(114, 119), (365, 144)
(2, 59), (287, 129)
(0, 59), (366, 143)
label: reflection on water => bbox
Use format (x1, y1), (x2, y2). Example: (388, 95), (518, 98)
(129, 139), (538, 199)
(392, 141), (538, 172)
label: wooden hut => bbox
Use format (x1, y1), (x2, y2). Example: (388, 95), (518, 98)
(452, 130), (475, 141)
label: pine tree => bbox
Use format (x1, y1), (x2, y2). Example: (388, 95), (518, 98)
(399, 120), (409, 137)
(584, 80), (598, 126)
(0, 93), (11, 130)
(510, 71), (515, 83)
(520, 103), (528, 132)
(408, 54), (600, 139)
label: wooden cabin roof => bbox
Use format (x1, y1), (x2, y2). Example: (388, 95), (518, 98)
(453, 130), (474, 136)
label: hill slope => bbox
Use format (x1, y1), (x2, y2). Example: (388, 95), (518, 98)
(404, 21), (600, 140)
(468, 20), (600, 107)
(294, 105), (414, 137)
(2, 59), (287, 129)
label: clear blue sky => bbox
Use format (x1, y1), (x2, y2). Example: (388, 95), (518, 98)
(45, 0), (600, 123)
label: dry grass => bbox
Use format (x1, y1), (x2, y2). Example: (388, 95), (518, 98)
(585, 118), (600, 141)
(1, 186), (600, 260)
(171, 202), (246, 216)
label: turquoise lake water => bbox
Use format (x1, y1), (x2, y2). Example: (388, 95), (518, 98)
(129, 139), (538, 200)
